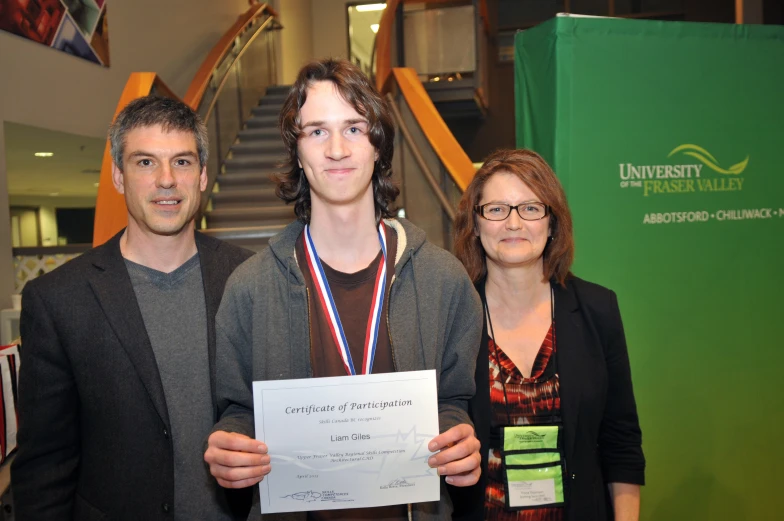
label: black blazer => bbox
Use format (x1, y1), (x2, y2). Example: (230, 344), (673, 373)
(11, 230), (253, 521)
(451, 276), (645, 521)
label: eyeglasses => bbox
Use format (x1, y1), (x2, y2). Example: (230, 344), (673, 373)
(474, 202), (550, 221)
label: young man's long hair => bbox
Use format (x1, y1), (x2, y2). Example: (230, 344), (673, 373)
(277, 59), (398, 223)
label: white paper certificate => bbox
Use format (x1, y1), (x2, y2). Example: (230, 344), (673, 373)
(253, 370), (440, 514)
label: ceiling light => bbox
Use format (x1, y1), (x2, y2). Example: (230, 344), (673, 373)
(356, 3), (386, 12)
(49, 192), (59, 196)
(93, 182), (100, 187)
(370, 24), (379, 33)
(34, 152), (54, 157)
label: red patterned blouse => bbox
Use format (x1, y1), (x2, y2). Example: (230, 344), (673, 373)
(484, 324), (563, 521)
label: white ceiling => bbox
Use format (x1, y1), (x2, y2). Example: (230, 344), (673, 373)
(3, 121), (105, 200)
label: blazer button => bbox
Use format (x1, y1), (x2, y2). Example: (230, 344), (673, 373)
(571, 473), (576, 480)
(163, 428), (169, 439)
(162, 502), (171, 513)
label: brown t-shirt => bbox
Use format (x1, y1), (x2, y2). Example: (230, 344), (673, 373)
(295, 227), (407, 521)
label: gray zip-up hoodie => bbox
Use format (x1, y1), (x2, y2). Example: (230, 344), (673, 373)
(214, 218), (482, 521)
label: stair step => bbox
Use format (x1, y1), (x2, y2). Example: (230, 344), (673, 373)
(200, 224), (288, 252)
(216, 171), (284, 189)
(259, 94), (287, 106)
(230, 141), (285, 155)
(238, 127), (280, 141)
(206, 206), (295, 228)
(224, 154), (286, 171)
(251, 105), (282, 117)
(245, 116), (279, 128)
(211, 188), (280, 207)
(265, 85), (291, 96)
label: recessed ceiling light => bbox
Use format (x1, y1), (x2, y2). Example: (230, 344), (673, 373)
(356, 3), (386, 12)
(49, 192), (60, 196)
(34, 152), (54, 157)
(93, 182), (100, 187)
(371, 23), (379, 33)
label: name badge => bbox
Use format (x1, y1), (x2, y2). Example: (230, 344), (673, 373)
(500, 425), (566, 510)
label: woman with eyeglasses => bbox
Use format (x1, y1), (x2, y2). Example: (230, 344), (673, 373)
(450, 149), (645, 521)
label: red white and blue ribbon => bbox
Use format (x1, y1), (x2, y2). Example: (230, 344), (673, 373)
(303, 222), (388, 376)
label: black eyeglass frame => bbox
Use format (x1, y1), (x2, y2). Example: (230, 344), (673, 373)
(473, 202), (551, 221)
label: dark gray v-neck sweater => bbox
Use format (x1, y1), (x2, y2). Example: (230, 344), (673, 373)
(126, 254), (233, 521)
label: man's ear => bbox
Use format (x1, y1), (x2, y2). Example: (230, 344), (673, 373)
(199, 165), (208, 192)
(111, 162), (125, 194)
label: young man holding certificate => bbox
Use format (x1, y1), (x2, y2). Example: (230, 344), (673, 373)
(204, 59), (483, 519)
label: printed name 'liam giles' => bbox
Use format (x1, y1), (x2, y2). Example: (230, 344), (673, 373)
(331, 433), (371, 442)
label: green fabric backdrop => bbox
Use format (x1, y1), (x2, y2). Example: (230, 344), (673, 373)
(516, 16), (784, 521)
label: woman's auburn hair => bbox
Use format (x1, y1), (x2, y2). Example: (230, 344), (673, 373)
(454, 148), (574, 285)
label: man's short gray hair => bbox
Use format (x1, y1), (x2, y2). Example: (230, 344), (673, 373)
(108, 95), (208, 170)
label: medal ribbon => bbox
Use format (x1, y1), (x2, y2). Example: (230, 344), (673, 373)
(303, 222), (388, 375)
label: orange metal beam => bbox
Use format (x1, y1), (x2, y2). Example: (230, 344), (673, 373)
(93, 73), (157, 246)
(183, 3), (275, 108)
(388, 68), (475, 192)
(375, 0), (402, 93)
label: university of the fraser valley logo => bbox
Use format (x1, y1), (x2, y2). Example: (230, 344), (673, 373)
(514, 431), (547, 444)
(618, 144), (748, 197)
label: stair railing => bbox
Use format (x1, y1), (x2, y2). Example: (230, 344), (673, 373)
(374, 2), (478, 250)
(93, 2), (281, 246)
(383, 68), (475, 251)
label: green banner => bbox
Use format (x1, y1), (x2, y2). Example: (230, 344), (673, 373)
(515, 16), (784, 521)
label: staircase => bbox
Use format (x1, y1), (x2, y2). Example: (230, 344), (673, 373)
(202, 85), (295, 251)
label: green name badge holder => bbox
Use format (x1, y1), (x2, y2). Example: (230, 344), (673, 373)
(500, 425), (566, 510)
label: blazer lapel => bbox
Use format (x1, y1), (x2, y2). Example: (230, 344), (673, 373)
(553, 280), (582, 469)
(196, 233), (222, 418)
(87, 232), (170, 427)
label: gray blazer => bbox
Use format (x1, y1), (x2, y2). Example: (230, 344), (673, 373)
(12, 230), (253, 521)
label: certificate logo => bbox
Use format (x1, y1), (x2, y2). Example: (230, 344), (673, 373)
(283, 490), (354, 504)
(380, 478), (415, 489)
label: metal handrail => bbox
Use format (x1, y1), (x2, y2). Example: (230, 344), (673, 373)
(202, 16), (278, 124)
(385, 93), (456, 222)
(197, 12), (280, 215)
(93, 3), (281, 246)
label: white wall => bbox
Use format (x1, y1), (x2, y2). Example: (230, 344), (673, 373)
(0, 0), (249, 139)
(273, 0), (354, 84)
(310, 0), (350, 62)
(0, 0), (250, 306)
(13, 210), (39, 248)
(273, 0), (315, 85)
(38, 206), (59, 247)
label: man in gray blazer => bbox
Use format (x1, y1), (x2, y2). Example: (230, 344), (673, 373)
(11, 96), (253, 520)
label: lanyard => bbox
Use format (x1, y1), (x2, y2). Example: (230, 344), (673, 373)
(484, 282), (558, 426)
(303, 222), (388, 376)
